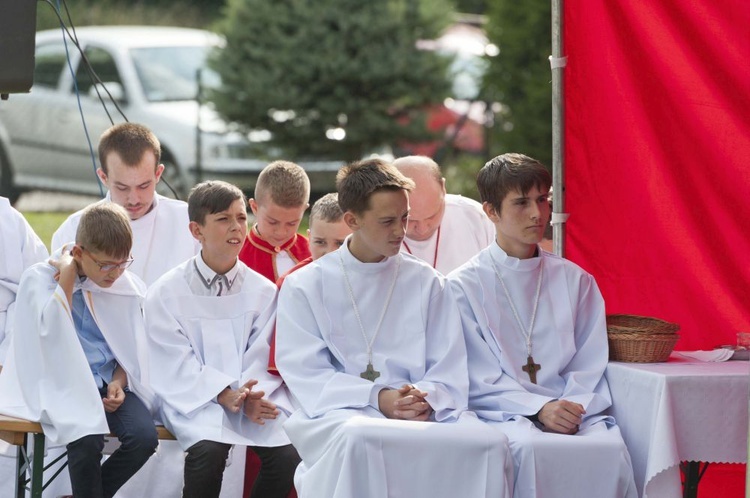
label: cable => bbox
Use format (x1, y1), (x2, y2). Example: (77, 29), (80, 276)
(48, 0), (103, 197)
(38, 0), (181, 199)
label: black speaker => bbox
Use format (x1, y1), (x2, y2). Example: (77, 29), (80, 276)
(0, 0), (38, 97)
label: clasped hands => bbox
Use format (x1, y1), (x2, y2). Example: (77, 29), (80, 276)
(218, 379), (279, 425)
(537, 399), (585, 435)
(379, 384), (433, 421)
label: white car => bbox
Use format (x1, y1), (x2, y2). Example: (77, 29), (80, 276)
(0, 26), (340, 203)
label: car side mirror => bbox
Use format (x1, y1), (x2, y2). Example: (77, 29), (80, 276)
(88, 82), (126, 103)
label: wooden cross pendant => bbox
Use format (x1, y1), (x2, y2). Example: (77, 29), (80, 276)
(360, 362), (381, 382)
(522, 355), (541, 384)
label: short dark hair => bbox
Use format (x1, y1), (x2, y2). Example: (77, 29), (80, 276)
(98, 123), (161, 174)
(310, 193), (343, 226)
(188, 180), (246, 224)
(477, 153), (551, 213)
(336, 158), (415, 215)
(76, 203), (133, 260)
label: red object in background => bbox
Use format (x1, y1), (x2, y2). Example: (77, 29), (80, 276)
(397, 104), (485, 158)
(565, 1), (750, 496)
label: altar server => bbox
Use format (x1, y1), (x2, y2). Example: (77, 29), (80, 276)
(0, 203), (158, 498)
(276, 158), (513, 498)
(145, 180), (298, 498)
(394, 155), (495, 274)
(52, 122), (199, 286)
(449, 153), (636, 498)
(0, 196), (48, 366)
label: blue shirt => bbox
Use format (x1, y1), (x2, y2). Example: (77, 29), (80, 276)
(72, 288), (116, 388)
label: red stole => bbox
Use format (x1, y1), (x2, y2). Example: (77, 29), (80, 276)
(238, 226), (311, 282)
(267, 256), (314, 375)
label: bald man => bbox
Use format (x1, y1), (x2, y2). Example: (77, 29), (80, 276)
(394, 156), (495, 274)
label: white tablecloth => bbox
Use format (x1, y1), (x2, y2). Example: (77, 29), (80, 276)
(605, 356), (749, 498)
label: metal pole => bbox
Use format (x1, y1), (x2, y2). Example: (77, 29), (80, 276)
(550, 0), (566, 257)
(195, 68), (203, 184)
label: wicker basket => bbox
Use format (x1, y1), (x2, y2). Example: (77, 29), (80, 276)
(607, 314), (680, 362)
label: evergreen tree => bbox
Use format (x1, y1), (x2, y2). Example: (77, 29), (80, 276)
(484, 1), (551, 167)
(211, 0), (453, 161)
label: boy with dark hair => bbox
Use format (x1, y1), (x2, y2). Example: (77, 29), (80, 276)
(145, 180), (299, 498)
(239, 160), (311, 281)
(275, 158), (512, 498)
(449, 153), (636, 497)
(0, 203), (158, 498)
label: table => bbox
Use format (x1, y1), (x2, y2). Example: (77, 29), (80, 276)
(605, 356), (749, 498)
(0, 414), (175, 498)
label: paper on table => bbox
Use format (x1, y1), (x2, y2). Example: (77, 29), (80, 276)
(675, 349), (735, 362)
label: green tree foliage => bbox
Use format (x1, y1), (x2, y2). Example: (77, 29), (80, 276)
(36, 0), (220, 31)
(211, 0), (454, 162)
(454, 0), (487, 15)
(484, 1), (551, 167)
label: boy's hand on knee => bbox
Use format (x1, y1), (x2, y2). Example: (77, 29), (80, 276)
(102, 381), (126, 413)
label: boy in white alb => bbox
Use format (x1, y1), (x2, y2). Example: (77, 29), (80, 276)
(448, 153), (636, 498)
(0, 203), (158, 498)
(275, 158), (512, 498)
(0, 196), (49, 367)
(394, 155), (495, 274)
(144, 181), (299, 498)
(0, 196), (50, 498)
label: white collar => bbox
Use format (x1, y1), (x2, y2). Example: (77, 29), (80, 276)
(193, 253), (241, 291)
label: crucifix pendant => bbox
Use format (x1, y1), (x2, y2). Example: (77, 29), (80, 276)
(360, 362), (380, 382)
(522, 355), (541, 384)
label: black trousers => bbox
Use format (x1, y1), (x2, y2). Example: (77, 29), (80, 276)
(183, 441), (300, 498)
(66, 388), (158, 498)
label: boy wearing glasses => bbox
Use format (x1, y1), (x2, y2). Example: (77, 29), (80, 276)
(0, 203), (158, 498)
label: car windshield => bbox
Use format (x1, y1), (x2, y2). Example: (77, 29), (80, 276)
(130, 45), (221, 102)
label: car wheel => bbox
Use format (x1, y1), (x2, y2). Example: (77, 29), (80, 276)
(0, 146), (21, 205)
(157, 154), (190, 201)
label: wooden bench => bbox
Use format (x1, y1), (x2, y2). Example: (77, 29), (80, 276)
(0, 414), (175, 498)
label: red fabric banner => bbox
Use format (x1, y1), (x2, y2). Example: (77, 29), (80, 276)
(564, 2), (750, 495)
(564, 0), (750, 351)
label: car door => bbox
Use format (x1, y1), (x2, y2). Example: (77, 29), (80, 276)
(51, 43), (130, 193)
(0, 40), (71, 190)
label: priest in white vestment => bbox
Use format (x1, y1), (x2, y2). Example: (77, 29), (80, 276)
(449, 153), (636, 498)
(394, 155), (495, 275)
(276, 158), (512, 498)
(50, 123), (203, 497)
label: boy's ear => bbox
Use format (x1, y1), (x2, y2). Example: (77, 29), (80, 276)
(248, 198), (258, 215)
(188, 221), (203, 242)
(343, 211), (360, 231)
(70, 244), (84, 260)
(483, 202), (501, 223)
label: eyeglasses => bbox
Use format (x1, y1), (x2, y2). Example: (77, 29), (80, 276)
(80, 247), (134, 272)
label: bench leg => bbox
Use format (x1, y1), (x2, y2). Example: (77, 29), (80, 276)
(15, 434), (27, 498)
(30, 433), (45, 498)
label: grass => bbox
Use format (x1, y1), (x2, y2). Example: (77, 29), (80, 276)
(22, 210), (310, 253)
(23, 212), (72, 252)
